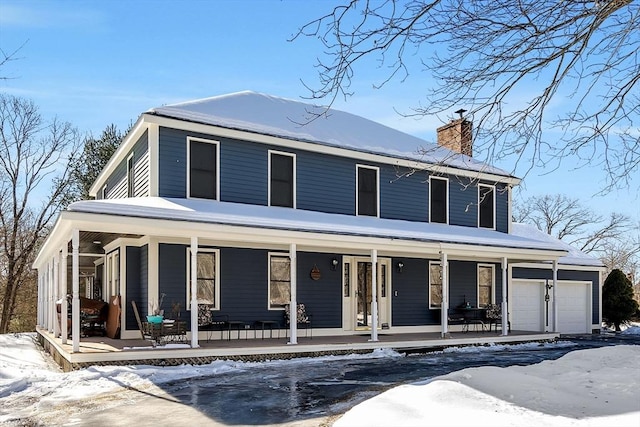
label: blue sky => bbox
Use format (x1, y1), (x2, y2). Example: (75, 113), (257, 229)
(1, 0), (637, 222)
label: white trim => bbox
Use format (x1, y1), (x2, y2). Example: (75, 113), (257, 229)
(507, 185), (513, 234)
(187, 136), (220, 201)
(477, 263), (496, 307)
(143, 114), (522, 186)
(478, 183), (496, 229)
(186, 247), (220, 310)
(429, 176), (449, 224)
(428, 260), (443, 310)
(510, 262), (604, 272)
(268, 252), (291, 311)
(268, 150), (297, 208)
(148, 124), (159, 197)
(126, 153), (135, 198)
(356, 164), (380, 217)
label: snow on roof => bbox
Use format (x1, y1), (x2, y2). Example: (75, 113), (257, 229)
(68, 197), (565, 253)
(148, 91), (512, 177)
(511, 223), (603, 267)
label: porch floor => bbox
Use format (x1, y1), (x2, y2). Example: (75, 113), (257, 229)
(37, 328), (559, 371)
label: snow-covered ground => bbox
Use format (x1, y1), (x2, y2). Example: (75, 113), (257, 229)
(1, 330), (639, 426)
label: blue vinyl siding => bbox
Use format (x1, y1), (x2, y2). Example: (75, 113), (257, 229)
(381, 167), (429, 221)
(496, 183), (509, 232)
(157, 244), (343, 329)
(512, 267), (599, 324)
(156, 125), (511, 229)
(448, 177), (477, 227)
(125, 247), (141, 330)
(139, 244), (148, 319)
(392, 258), (432, 325)
(102, 130), (148, 199)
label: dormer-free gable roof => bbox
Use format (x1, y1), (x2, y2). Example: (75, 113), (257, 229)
(149, 91), (513, 177)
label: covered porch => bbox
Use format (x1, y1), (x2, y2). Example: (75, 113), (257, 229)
(33, 198), (568, 362)
(36, 326), (559, 372)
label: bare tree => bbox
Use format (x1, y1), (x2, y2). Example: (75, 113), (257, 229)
(0, 94), (80, 333)
(514, 193), (639, 277)
(295, 1), (639, 192)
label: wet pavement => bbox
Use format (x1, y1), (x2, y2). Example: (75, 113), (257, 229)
(76, 334), (640, 426)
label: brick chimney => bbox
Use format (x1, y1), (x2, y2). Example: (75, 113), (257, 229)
(437, 117), (473, 157)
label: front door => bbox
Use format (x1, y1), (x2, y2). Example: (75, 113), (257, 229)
(343, 257), (391, 331)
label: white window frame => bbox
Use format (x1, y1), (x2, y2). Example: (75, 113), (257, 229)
(477, 263), (496, 308)
(126, 153), (135, 198)
(428, 261), (443, 310)
(429, 176), (449, 224)
(186, 248), (220, 311)
(187, 136), (220, 201)
(355, 164), (380, 217)
(101, 184), (107, 200)
(268, 252), (291, 311)
(105, 250), (120, 297)
(478, 183), (496, 229)
(268, 150), (297, 208)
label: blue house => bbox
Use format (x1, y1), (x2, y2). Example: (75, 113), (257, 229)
(34, 91), (603, 354)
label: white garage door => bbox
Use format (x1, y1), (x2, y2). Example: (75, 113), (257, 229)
(511, 280), (544, 332)
(556, 282), (591, 334)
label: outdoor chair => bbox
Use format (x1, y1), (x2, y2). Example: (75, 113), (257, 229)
(131, 300), (155, 343)
(284, 303), (312, 338)
(198, 304), (229, 341)
(484, 304), (511, 332)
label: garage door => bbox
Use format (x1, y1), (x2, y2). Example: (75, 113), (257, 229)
(511, 280), (544, 332)
(556, 282), (591, 334)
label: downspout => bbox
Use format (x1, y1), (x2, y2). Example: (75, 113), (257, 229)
(72, 229), (80, 353)
(501, 257), (508, 336)
(190, 236), (199, 348)
(288, 243), (298, 345)
(370, 249), (378, 342)
(441, 250), (449, 338)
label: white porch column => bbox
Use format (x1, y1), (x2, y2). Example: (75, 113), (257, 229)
(288, 243), (298, 345)
(370, 249), (379, 342)
(47, 260), (55, 332)
(61, 245), (68, 344)
(501, 257), (508, 336)
(71, 229), (80, 353)
(190, 236), (199, 348)
(552, 260), (558, 332)
(53, 254), (60, 337)
(440, 251), (449, 338)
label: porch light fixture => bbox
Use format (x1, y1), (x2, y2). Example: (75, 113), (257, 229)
(397, 261), (404, 273)
(331, 258), (339, 271)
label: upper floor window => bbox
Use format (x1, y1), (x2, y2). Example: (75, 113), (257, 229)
(127, 154), (135, 197)
(188, 137), (219, 200)
(101, 185), (107, 200)
(429, 176), (448, 224)
(187, 249), (220, 310)
(477, 264), (495, 307)
(356, 165), (379, 217)
(429, 261), (443, 309)
(269, 253), (291, 310)
(269, 151), (296, 208)
(478, 184), (495, 229)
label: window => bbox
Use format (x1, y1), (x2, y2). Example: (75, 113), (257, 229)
(188, 137), (219, 200)
(101, 185), (107, 200)
(429, 177), (448, 223)
(478, 184), (495, 229)
(269, 151), (295, 208)
(127, 154), (135, 197)
(269, 254), (291, 309)
(429, 262), (443, 309)
(187, 249), (219, 310)
(343, 261), (350, 297)
(478, 264), (495, 308)
(356, 165), (379, 216)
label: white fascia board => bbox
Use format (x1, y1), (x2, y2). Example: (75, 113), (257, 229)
(33, 215), (72, 270)
(89, 116), (147, 198)
(510, 262), (605, 273)
(52, 210), (566, 263)
(144, 114), (521, 186)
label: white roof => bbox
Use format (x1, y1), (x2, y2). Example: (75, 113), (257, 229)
(149, 91), (512, 177)
(511, 223), (603, 267)
(67, 197), (566, 254)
